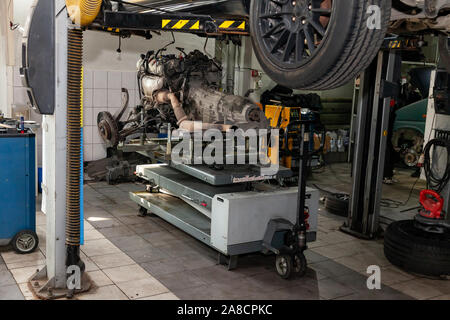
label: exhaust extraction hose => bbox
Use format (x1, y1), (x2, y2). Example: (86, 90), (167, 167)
(66, 29), (83, 267)
(66, 0), (102, 27)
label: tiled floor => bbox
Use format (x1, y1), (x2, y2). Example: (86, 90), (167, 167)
(0, 176), (448, 300)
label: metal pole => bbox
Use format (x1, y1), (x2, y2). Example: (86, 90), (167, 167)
(296, 123), (307, 228)
(42, 0), (68, 288)
(369, 51), (399, 235)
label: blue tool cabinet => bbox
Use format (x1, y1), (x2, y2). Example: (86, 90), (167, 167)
(0, 132), (39, 253)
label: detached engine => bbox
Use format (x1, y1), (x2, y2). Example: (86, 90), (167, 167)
(97, 49), (267, 148)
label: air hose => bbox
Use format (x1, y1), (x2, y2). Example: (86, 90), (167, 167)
(66, 28), (84, 269)
(423, 138), (450, 194)
(66, 0), (102, 27)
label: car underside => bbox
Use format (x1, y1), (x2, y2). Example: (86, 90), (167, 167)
(67, 0), (450, 90)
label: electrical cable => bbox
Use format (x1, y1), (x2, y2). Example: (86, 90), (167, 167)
(423, 137), (450, 193)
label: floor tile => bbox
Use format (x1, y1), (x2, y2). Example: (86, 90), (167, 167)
(103, 264), (149, 283)
(10, 266), (44, 284)
(128, 223), (165, 235)
(431, 295), (450, 300)
(116, 277), (169, 300)
(98, 226), (135, 238)
(1, 251), (45, 269)
(77, 284), (128, 300)
(309, 260), (355, 278)
(117, 216), (149, 226)
(91, 252), (135, 269)
(126, 247), (170, 264)
(140, 232), (178, 247)
(0, 270), (16, 287)
(391, 279), (445, 300)
(18, 283), (35, 300)
(109, 235), (151, 252)
(157, 270), (207, 291)
(87, 270), (113, 287)
(318, 278), (355, 300)
(87, 216), (124, 229)
(81, 238), (121, 257)
(83, 229), (105, 241)
(137, 292), (179, 300)
(141, 258), (186, 276)
(0, 284), (25, 300)
(380, 266), (416, 285)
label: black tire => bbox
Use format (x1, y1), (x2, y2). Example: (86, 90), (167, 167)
(138, 206), (148, 217)
(294, 252), (307, 277)
(250, 0), (391, 90)
(276, 254), (293, 279)
(384, 220), (450, 277)
(11, 230), (39, 254)
(324, 194), (349, 217)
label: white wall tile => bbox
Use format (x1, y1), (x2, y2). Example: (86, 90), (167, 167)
(83, 126), (94, 146)
(13, 87), (28, 105)
(84, 70), (93, 89)
(13, 66), (22, 87)
(83, 106), (94, 126)
(93, 108), (104, 123)
(93, 144), (107, 161)
(108, 71), (122, 90)
(83, 144), (94, 162)
(108, 89), (122, 110)
(93, 89), (107, 107)
(84, 88), (93, 108)
(122, 72), (136, 91)
(93, 70), (108, 89)
(92, 125), (104, 144)
(134, 90), (141, 106)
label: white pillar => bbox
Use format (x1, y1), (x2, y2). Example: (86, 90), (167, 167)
(41, 0), (68, 288)
(0, 1), (8, 116)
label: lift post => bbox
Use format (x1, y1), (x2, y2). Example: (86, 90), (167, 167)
(342, 49), (402, 239)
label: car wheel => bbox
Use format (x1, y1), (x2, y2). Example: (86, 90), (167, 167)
(250, 0), (392, 90)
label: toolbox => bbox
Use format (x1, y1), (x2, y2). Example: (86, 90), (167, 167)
(0, 125), (39, 254)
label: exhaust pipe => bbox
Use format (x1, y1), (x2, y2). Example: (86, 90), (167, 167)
(155, 90), (234, 132)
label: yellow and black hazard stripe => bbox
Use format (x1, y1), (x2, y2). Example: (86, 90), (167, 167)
(102, 27), (121, 33)
(162, 19), (202, 30)
(215, 19), (247, 32)
(161, 18), (248, 33)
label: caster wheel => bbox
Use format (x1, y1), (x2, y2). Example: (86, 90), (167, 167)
(11, 230), (39, 254)
(276, 254), (293, 279)
(294, 252), (307, 277)
(138, 207), (148, 217)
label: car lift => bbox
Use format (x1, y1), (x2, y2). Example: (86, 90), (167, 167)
(342, 36), (450, 239)
(341, 45), (402, 239)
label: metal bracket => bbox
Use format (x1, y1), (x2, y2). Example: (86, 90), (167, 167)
(28, 266), (91, 300)
(101, 10), (249, 35)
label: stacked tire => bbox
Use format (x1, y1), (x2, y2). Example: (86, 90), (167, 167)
(384, 220), (450, 277)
